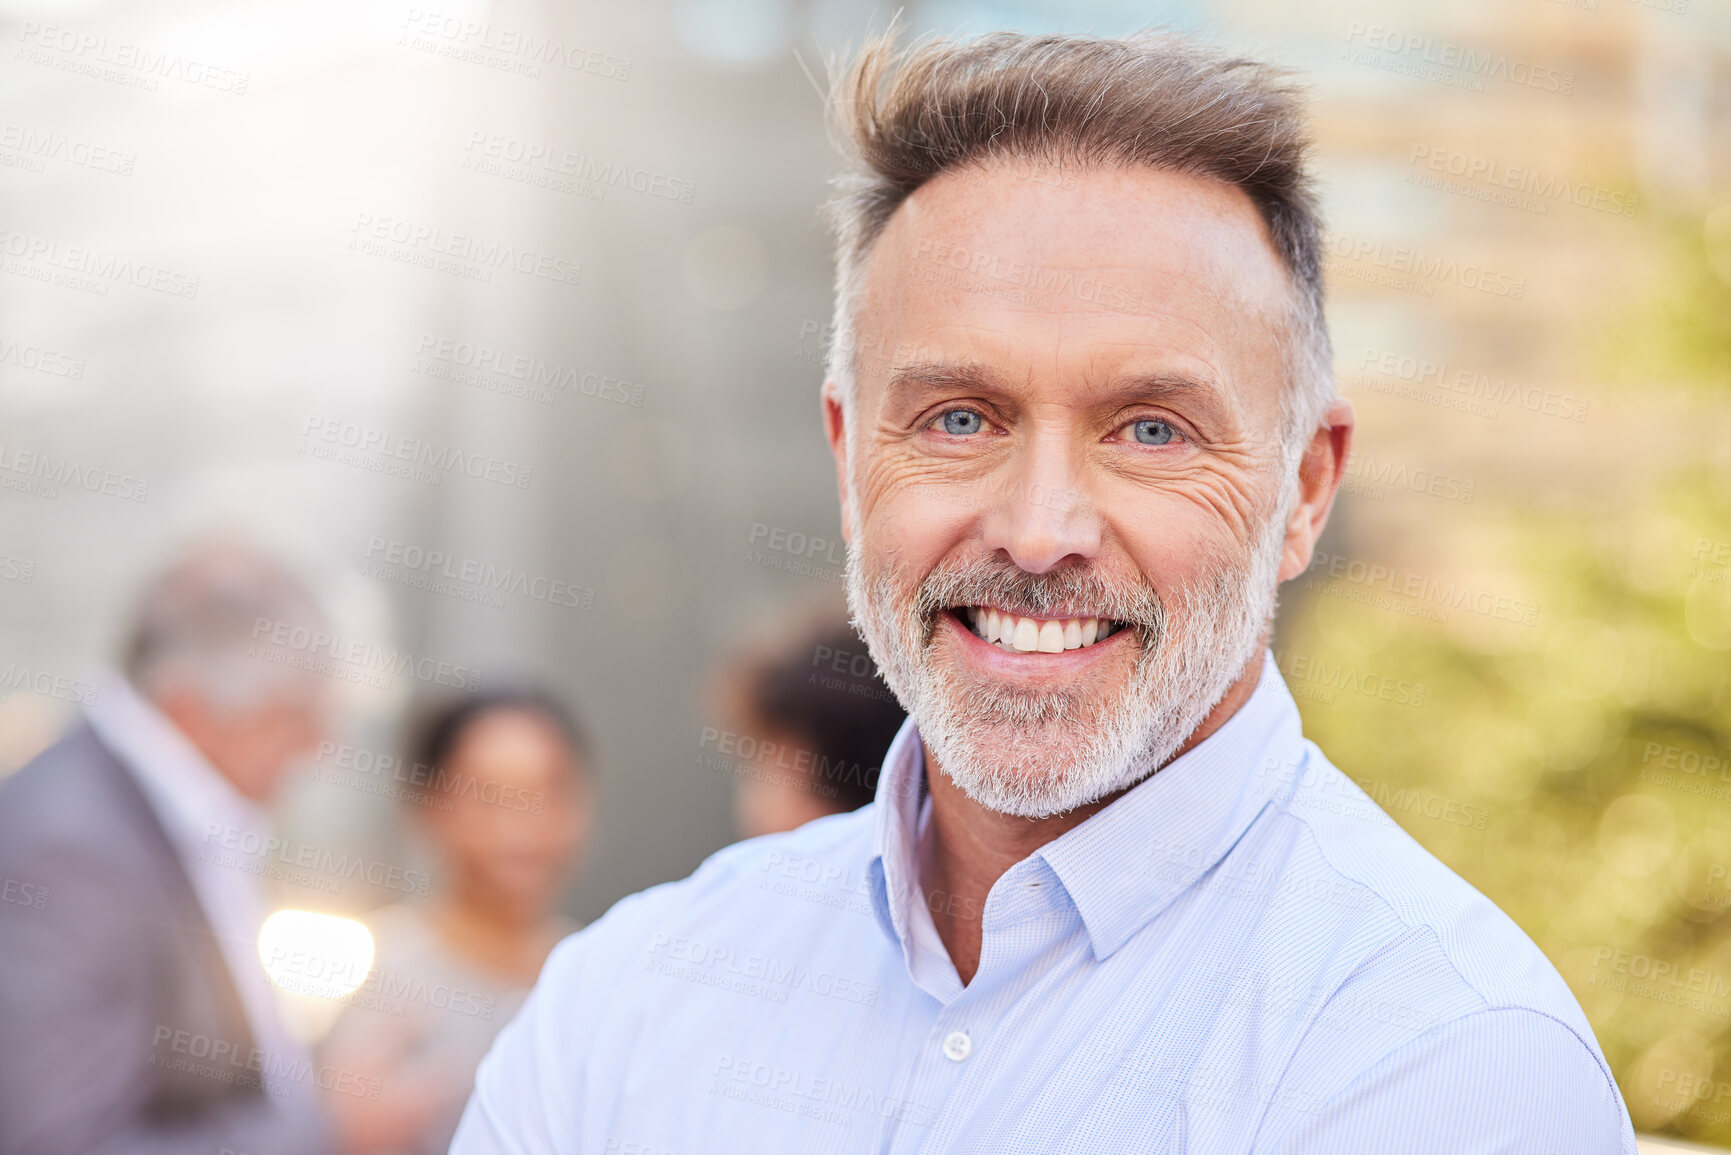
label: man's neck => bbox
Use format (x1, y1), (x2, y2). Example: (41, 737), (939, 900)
(917, 650), (1266, 986)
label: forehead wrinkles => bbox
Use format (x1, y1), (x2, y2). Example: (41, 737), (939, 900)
(871, 161), (1289, 316)
(847, 187), (1292, 440)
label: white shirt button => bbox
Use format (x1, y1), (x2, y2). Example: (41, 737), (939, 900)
(942, 1030), (972, 1061)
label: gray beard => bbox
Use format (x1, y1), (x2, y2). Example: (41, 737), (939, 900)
(844, 520), (1286, 819)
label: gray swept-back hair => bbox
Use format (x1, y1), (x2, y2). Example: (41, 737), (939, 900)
(123, 540), (328, 715)
(823, 29), (1335, 460)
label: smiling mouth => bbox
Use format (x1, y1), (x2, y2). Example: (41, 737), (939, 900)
(953, 606), (1127, 654)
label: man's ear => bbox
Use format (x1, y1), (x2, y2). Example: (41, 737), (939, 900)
(1277, 397), (1354, 582)
(822, 379), (854, 544)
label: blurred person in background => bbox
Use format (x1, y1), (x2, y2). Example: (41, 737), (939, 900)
(721, 618), (905, 838)
(0, 540), (335, 1155)
(318, 689), (591, 1155)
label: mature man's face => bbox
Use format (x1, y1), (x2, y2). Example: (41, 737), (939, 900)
(827, 161), (1318, 818)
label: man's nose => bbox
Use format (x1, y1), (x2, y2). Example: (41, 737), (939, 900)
(977, 438), (1100, 574)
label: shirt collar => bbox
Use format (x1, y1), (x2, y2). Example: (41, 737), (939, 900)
(867, 712), (933, 961)
(868, 652), (1304, 965)
(84, 674), (270, 851)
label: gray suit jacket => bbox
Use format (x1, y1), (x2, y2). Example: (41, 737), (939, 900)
(0, 723), (334, 1155)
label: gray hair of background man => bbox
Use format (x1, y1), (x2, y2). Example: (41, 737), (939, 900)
(822, 30), (1335, 471)
(121, 541), (329, 713)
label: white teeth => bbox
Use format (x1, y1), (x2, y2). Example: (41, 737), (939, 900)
(965, 608), (1116, 654)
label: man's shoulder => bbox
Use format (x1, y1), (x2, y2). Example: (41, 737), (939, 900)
(0, 724), (187, 969)
(539, 806), (881, 989)
(0, 723), (155, 870)
(677, 804), (880, 896)
(1261, 741), (1609, 1055)
(1253, 743), (1631, 1146)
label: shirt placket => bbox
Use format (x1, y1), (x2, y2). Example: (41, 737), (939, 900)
(869, 988), (986, 1154)
(898, 857), (1069, 1154)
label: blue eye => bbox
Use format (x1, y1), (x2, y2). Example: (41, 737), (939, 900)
(939, 409), (984, 436)
(1130, 419), (1176, 446)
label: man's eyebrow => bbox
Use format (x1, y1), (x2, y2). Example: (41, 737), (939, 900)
(884, 362), (1010, 399)
(1097, 371), (1228, 409)
(884, 363), (1229, 412)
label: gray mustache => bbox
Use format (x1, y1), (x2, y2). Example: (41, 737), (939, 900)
(910, 561), (1167, 640)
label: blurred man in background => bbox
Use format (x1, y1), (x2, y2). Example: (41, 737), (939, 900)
(0, 541), (335, 1155)
(318, 689), (591, 1155)
(720, 617), (905, 838)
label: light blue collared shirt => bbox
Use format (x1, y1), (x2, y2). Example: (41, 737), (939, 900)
(451, 655), (1635, 1153)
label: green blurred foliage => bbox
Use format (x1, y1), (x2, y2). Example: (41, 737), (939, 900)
(1284, 208), (1731, 1142)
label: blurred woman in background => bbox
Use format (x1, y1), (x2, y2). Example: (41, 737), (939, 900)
(319, 689), (592, 1155)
